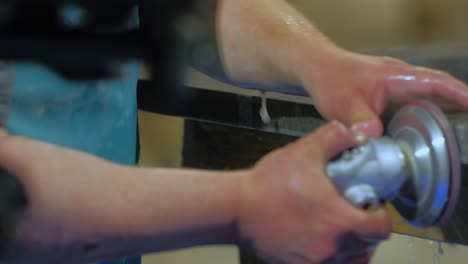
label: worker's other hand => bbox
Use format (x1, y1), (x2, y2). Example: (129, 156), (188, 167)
(0, 129), (119, 248)
(302, 50), (468, 137)
(216, 0), (468, 138)
(237, 121), (391, 264)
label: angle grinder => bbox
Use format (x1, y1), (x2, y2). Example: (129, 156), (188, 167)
(326, 100), (461, 227)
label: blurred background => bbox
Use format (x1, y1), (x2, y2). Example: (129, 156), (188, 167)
(139, 0), (468, 263)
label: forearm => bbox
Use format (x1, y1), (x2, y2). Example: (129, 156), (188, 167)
(216, 0), (341, 91)
(6, 165), (243, 263)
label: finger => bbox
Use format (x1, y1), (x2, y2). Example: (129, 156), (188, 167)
(423, 95), (468, 113)
(386, 66), (468, 110)
(352, 208), (392, 241)
(350, 118), (383, 139)
(296, 121), (356, 162)
(334, 233), (378, 256)
(344, 97), (384, 138)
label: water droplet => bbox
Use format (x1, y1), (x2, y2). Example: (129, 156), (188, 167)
(438, 242), (444, 255)
(432, 242), (444, 264)
(285, 15), (295, 25)
(406, 236), (414, 248)
(259, 92), (271, 124)
(406, 236), (416, 263)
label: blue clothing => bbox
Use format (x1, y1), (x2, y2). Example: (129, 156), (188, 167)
(7, 62), (141, 264)
(8, 62), (139, 164)
(5, 6), (142, 263)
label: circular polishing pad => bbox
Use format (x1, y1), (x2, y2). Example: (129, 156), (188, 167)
(387, 100), (460, 227)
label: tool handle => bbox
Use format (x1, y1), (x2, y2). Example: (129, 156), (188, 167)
(0, 168), (28, 258)
(326, 138), (406, 209)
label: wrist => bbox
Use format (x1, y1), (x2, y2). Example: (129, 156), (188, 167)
(217, 0), (346, 92)
(230, 168), (254, 247)
(273, 35), (345, 93)
(198, 169), (247, 246)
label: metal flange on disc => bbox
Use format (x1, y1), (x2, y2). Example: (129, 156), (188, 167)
(387, 100), (461, 227)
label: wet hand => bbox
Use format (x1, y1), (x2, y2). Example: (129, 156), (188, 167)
(302, 50), (468, 137)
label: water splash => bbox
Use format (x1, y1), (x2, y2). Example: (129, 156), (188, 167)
(259, 92), (271, 124)
(406, 236), (414, 248)
(406, 236), (415, 264)
(433, 242), (444, 264)
(438, 242), (444, 255)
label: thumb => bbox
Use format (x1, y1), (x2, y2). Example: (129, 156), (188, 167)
(345, 98), (384, 138)
(298, 121), (357, 162)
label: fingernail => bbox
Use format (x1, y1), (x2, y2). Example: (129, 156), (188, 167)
(331, 120), (348, 134)
(351, 121), (371, 133)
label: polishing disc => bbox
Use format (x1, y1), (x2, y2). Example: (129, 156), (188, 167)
(387, 100), (461, 227)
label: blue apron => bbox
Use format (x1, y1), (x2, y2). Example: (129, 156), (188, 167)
(7, 62), (141, 264)
(5, 6), (142, 263)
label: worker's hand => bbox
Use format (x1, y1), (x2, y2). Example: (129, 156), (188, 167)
(237, 121), (391, 264)
(216, 0), (468, 139)
(302, 50), (468, 137)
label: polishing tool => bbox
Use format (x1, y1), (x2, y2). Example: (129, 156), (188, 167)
(326, 100), (461, 227)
